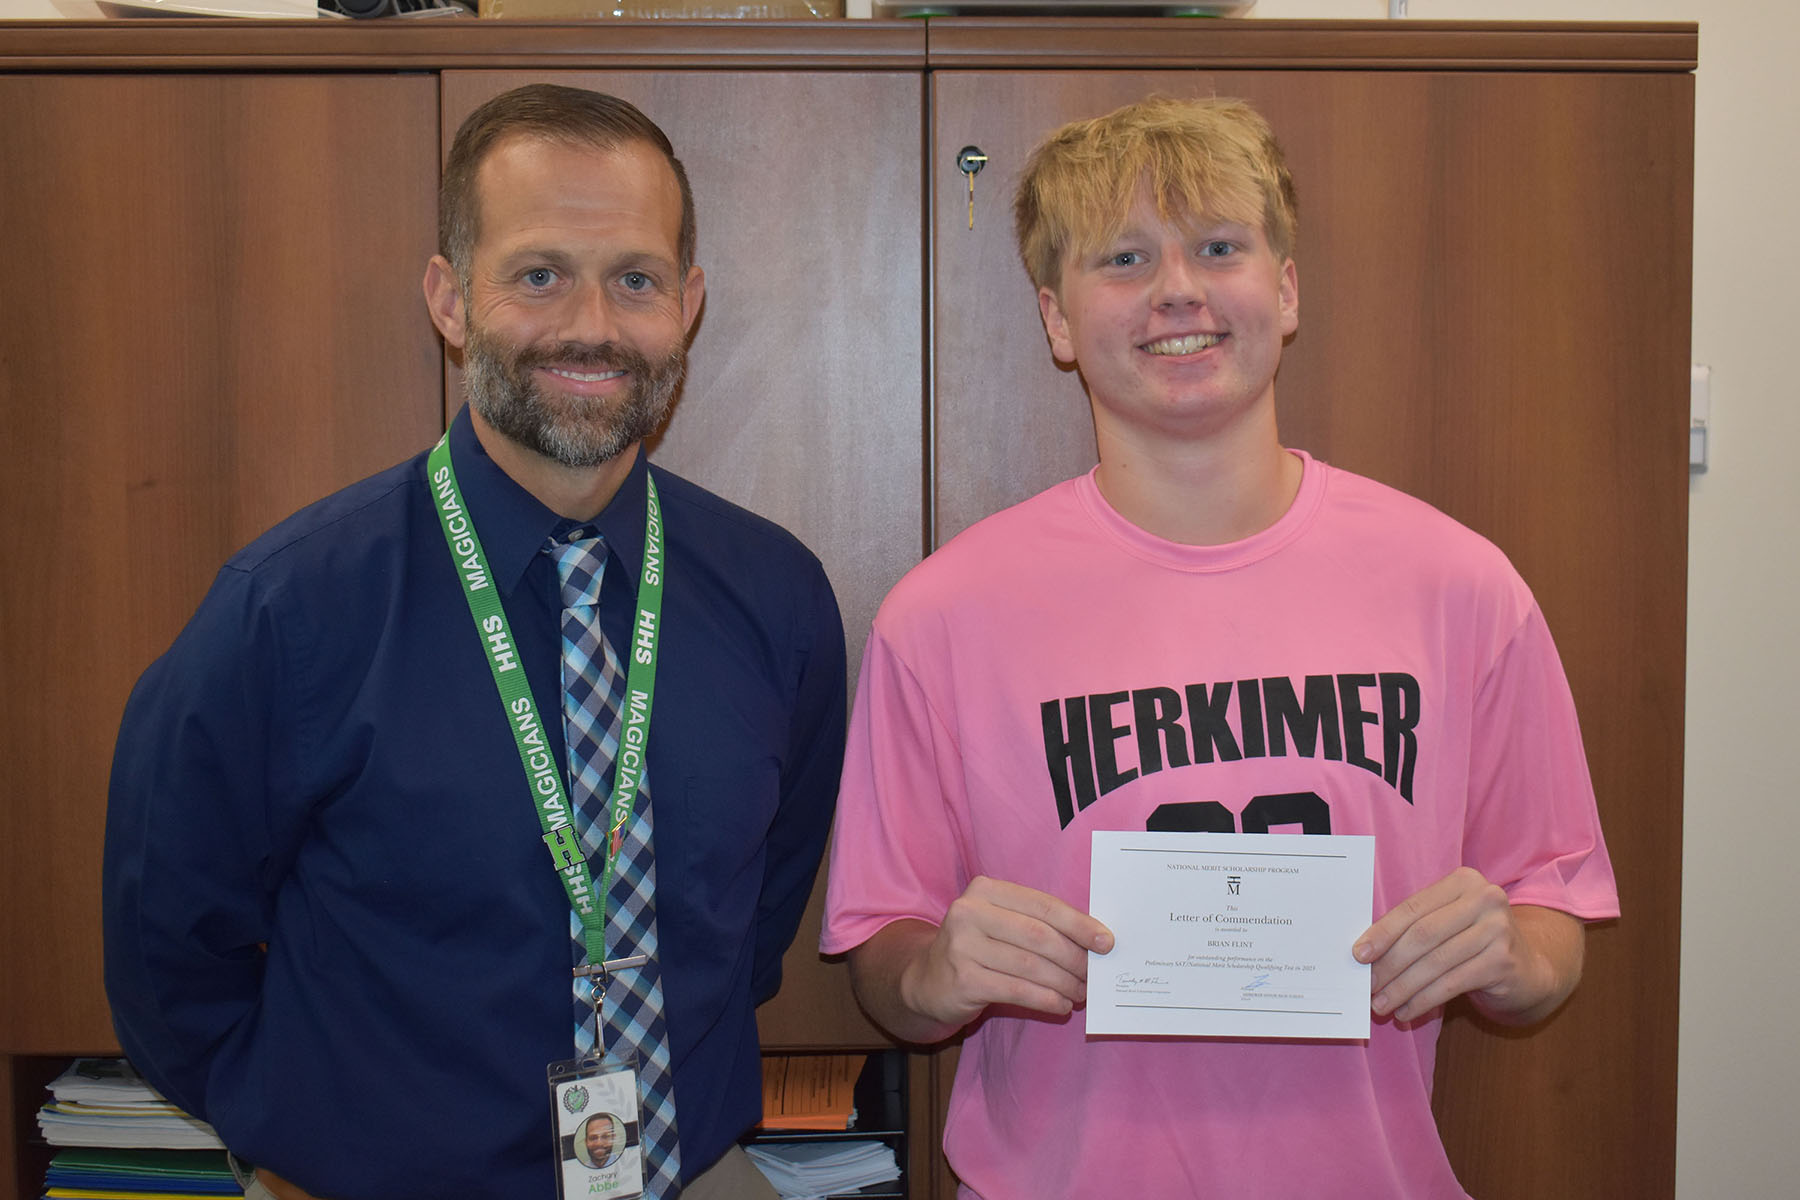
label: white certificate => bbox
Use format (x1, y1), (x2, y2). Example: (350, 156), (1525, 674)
(1086, 831), (1374, 1040)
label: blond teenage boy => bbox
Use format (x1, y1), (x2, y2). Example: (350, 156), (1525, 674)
(822, 97), (1616, 1197)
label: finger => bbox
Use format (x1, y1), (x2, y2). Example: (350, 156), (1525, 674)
(928, 921), (1090, 1019)
(1353, 867), (1487, 965)
(945, 892), (1096, 986)
(974, 936), (1092, 1009)
(1384, 944), (1508, 1022)
(959, 957), (1085, 1017)
(1373, 917), (1513, 1019)
(968, 876), (1115, 955)
(1367, 884), (1504, 995)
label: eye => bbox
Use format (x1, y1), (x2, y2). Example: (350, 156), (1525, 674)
(620, 270), (653, 293)
(1200, 240), (1236, 258)
(522, 267), (557, 289)
(1107, 250), (1145, 268)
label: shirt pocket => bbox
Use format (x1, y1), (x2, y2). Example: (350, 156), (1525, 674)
(663, 763), (782, 952)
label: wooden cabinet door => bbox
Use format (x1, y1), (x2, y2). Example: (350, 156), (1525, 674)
(0, 74), (444, 1057)
(932, 68), (1689, 1199)
(440, 70), (926, 1052)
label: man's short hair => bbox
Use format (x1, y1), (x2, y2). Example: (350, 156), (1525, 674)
(1013, 96), (1298, 293)
(439, 83), (697, 286)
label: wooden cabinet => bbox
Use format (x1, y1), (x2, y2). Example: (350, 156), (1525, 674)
(0, 18), (1692, 1200)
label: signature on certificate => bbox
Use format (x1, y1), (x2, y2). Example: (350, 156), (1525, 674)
(1113, 972), (1172, 991)
(1243, 973), (1272, 992)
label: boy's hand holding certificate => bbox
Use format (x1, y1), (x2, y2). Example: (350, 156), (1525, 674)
(1086, 831), (1375, 1040)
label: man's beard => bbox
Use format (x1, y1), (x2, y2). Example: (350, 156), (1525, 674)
(462, 323), (687, 469)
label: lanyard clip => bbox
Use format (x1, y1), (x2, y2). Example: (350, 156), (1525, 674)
(572, 953), (648, 981)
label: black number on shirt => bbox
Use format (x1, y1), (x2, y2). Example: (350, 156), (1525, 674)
(1145, 791), (1331, 835)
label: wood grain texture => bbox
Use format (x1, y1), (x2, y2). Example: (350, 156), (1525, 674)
(932, 67), (1688, 1199)
(0, 73), (444, 1055)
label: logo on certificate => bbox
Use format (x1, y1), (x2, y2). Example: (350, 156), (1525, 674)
(1227, 875), (1242, 895)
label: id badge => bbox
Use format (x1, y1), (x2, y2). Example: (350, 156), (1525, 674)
(549, 1054), (644, 1200)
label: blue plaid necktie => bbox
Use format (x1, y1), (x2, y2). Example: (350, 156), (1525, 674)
(545, 530), (683, 1198)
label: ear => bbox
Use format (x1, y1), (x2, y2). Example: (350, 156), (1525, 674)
(1278, 257), (1299, 337)
(1038, 286), (1078, 365)
(423, 254), (468, 350)
(680, 264), (706, 336)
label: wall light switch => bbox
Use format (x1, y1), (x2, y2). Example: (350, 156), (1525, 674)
(1690, 363), (1710, 473)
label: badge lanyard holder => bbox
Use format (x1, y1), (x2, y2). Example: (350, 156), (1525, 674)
(429, 435), (667, 1200)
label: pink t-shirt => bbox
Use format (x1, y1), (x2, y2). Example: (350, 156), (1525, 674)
(823, 453), (1617, 1199)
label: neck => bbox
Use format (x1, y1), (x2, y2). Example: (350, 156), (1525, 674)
(468, 408), (639, 522)
(1092, 408), (1300, 546)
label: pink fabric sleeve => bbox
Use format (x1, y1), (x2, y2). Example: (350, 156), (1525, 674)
(821, 627), (974, 954)
(1464, 605), (1620, 919)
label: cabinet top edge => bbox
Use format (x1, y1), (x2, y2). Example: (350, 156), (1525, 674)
(0, 17), (1695, 73)
(924, 18), (1697, 72)
(0, 18), (927, 71)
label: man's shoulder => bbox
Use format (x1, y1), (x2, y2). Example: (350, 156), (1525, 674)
(649, 464), (829, 582)
(223, 451), (429, 582)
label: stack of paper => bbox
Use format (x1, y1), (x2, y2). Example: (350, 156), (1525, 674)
(37, 1060), (226, 1150)
(42, 1147), (241, 1199)
(745, 1140), (901, 1199)
(759, 1054), (862, 1131)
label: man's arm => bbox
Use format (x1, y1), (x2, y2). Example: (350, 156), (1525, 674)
(750, 566), (848, 1004)
(1353, 867), (1585, 1026)
(102, 567), (287, 1119)
(847, 877), (1113, 1046)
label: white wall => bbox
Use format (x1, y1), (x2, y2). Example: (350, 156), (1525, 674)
(1252, 2), (1799, 1196)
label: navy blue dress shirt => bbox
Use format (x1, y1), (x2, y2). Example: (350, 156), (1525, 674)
(104, 408), (846, 1199)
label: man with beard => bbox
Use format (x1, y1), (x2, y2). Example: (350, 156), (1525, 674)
(103, 85), (844, 1200)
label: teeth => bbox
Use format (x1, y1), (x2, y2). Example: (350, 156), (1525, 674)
(548, 367), (625, 382)
(1144, 333), (1224, 356)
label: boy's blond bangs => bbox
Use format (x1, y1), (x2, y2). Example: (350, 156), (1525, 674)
(1016, 97), (1297, 293)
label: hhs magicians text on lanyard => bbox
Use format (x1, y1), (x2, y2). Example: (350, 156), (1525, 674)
(427, 433), (666, 981)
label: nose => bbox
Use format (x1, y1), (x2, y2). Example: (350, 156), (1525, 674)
(558, 280), (620, 346)
(1151, 252), (1204, 310)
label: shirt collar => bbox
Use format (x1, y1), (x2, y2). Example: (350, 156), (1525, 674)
(446, 405), (650, 598)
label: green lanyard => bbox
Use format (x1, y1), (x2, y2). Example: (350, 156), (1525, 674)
(427, 433), (666, 977)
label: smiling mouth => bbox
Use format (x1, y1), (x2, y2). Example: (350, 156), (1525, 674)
(543, 366), (627, 383)
(1142, 333), (1225, 356)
